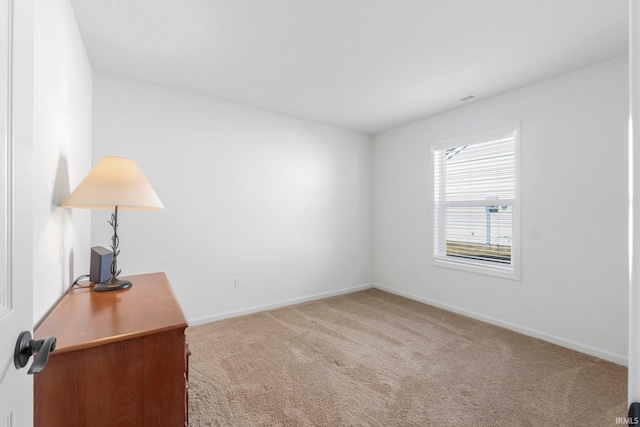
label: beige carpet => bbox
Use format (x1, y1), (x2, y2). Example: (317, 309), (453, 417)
(186, 289), (626, 426)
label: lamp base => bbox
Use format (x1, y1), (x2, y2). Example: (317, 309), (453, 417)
(93, 277), (132, 292)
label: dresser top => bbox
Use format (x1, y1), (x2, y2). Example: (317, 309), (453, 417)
(34, 272), (188, 354)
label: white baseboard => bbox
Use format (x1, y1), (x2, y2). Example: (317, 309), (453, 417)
(188, 283), (375, 327)
(373, 283), (627, 366)
(188, 281), (627, 366)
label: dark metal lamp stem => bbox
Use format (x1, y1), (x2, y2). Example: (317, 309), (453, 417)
(93, 206), (132, 292)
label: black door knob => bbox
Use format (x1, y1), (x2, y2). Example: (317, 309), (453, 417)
(14, 331), (57, 374)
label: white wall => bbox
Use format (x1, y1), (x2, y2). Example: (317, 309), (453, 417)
(373, 56), (629, 364)
(91, 73), (373, 323)
(33, 0), (92, 324)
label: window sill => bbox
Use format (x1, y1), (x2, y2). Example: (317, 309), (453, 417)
(432, 256), (520, 281)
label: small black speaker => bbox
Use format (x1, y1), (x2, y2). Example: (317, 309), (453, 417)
(90, 246), (113, 283)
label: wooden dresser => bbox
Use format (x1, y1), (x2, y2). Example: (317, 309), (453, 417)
(34, 272), (189, 426)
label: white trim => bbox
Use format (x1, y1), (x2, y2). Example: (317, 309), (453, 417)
(187, 283), (375, 326)
(0, 0), (12, 318)
(512, 123), (521, 280)
(630, 0), (640, 405)
(432, 256), (517, 280)
(373, 283), (627, 366)
(431, 126), (516, 150)
(188, 279), (625, 366)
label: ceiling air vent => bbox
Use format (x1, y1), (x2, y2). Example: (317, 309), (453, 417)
(459, 94), (478, 102)
(444, 93), (481, 107)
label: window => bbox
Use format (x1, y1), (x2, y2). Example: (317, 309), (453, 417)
(433, 127), (519, 279)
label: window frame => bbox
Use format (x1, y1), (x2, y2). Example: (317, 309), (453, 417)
(431, 125), (521, 280)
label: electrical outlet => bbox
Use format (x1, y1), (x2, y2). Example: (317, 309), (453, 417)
(234, 277), (243, 289)
(412, 268), (419, 278)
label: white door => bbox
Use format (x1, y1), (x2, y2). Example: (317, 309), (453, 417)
(0, 0), (35, 425)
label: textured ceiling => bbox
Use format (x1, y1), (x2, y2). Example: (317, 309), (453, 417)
(69, 0), (628, 134)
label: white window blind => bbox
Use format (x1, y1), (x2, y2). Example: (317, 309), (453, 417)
(433, 128), (517, 274)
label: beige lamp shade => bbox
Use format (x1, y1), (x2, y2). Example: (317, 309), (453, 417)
(61, 156), (164, 210)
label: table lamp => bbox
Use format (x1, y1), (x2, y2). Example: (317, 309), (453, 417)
(62, 156), (164, 291)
